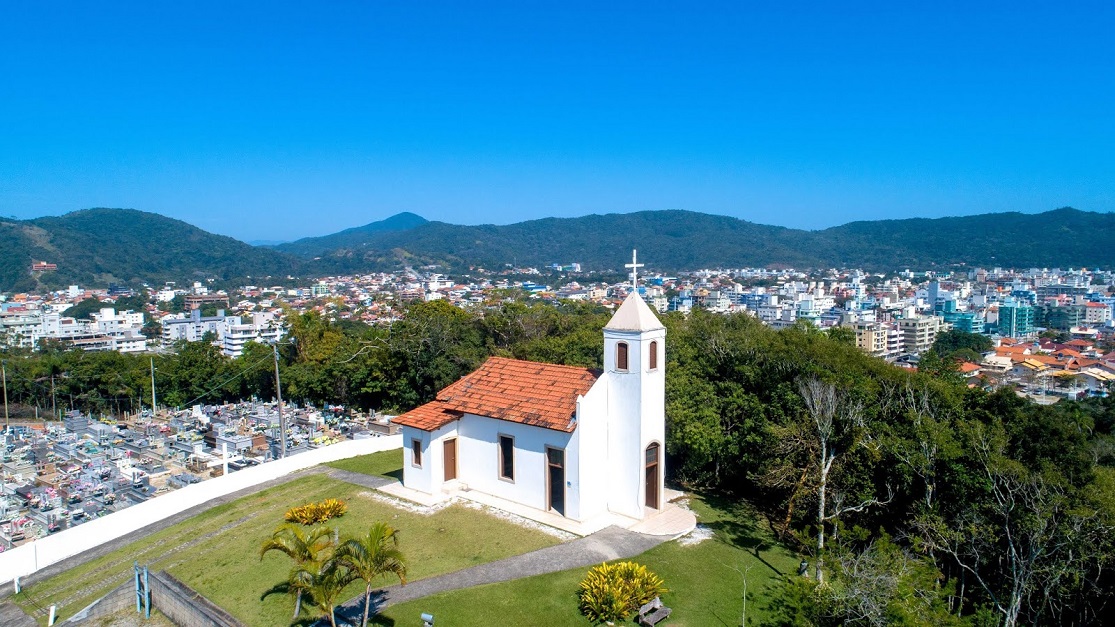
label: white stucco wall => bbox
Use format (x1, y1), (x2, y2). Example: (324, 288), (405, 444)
(401, 425), (432, 494)
(400, 422), (459, 495)
(603, 326), (667, 519)
(575, 379), (611, 521)
(457, 414), (575, 517)
(0, 435), (403, 584)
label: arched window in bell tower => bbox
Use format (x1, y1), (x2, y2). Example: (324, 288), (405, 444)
(616, 342), (629, 371)
(649, 340), (658, 370)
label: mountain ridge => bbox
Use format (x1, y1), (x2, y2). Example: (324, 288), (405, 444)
(293, 207), (1115, 272)
(0, 207), (1112, 291)
(275, 211), (429, 257)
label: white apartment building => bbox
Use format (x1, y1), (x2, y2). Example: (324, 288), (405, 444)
(898, 315), (945, 355)
(30, 308), (147, 353)
(162, 309), (284, 357)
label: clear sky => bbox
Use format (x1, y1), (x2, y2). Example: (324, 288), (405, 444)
(1, 2), (1112, 242)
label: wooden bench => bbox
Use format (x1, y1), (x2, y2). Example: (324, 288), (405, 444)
(636, 596), (671, 626)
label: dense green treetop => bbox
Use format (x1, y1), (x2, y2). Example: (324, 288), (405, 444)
(3, 299), (1113, 624)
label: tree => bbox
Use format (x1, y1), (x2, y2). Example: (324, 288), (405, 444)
(335, 523), (408, 627)
(827, 326), (856, 347)
(914, 421), (1108, 627)
(63, 297), (107, 320)
(932, 330), (992, 359)
(260, 524), (335, 619)
(291, 557), (355, 627)
(796, 378), (889, 583)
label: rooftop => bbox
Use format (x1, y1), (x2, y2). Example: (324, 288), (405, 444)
(603, 292), (664, 332)
(393, 357), (601, 432)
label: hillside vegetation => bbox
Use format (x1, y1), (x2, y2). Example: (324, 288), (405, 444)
(2, 207), (1112, 291)
(0, 208), (302, 291)
(279, 207), (1115, 272)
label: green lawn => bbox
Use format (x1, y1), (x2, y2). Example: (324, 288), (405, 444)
(325, 448), (404, 480)
(14, 472), (558, 627)
(375, 493), (801, 627)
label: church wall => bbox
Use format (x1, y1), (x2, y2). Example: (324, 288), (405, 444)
(604, 326), (667, 519)
(458, 414), (574, 516)
(605, 329), (647, 519)
(575, 378), (610, 521)
(640, 338), (667, 510)
(401, 422), (459, 495)
(400, 425), (433, 494)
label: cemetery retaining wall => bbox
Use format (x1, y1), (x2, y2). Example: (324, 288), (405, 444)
(0, 435), (402, 585)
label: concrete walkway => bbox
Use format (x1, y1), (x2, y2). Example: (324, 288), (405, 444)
(334, 525), (672, 622)
(324, 468), (394, 490)
(0, 601), (37, 626)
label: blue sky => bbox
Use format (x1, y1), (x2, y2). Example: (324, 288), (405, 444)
(1, 2), (1112, 242)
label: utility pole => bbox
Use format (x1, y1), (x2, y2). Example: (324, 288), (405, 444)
(2, 361), (8, 434)
(273, 344), (286, 459)
(149, 357), (157, 417)
(51, 375), (57, 421)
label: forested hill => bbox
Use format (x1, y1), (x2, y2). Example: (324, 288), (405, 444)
(273, 211), (428, 257)
(287, 207), (1115, 272)
(0, 208), (302, 292)
(3, 207), (1113, 291)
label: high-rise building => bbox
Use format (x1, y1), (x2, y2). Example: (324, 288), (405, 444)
(998, 298), (1035, 338)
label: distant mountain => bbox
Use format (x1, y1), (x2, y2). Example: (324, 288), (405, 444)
(274, 212), (428, 257)
(288, 207), (1115, 272)
(0, 208), (302, 292)
(247, 239), (289, 246)
(814, 208), (1115, 269)
(2, 207), (1111, 292)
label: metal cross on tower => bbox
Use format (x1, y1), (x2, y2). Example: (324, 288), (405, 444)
(625, 249), (644, 292)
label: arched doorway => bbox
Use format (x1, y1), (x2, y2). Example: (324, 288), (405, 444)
(645, 443), (660, 509)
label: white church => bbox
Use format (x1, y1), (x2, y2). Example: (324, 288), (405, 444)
(393, 270), (667, 524)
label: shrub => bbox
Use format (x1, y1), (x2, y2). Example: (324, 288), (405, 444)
(285, 498), (348, 525)
(578, 561), (666, 624)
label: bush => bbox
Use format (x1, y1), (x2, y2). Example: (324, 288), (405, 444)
(285, 498), (348, 525)
(578, 561), (666, 624)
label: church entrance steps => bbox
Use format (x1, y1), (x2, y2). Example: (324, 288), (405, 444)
(628, 502), (697, 537)
(374, 480), (697, 538)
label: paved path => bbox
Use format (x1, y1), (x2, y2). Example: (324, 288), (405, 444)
(334, 525), (671, 622)
(0, 601), (37, 626)
(324, 468), (393, 490)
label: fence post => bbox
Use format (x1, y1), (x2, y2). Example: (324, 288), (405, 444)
(134, 562), (141, 613)
(144, 565), (151, 619)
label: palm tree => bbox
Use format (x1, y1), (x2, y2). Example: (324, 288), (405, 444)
(259, 524), (335, 619)
(335, 523), (408, 627)
(291, 557), (355, 627)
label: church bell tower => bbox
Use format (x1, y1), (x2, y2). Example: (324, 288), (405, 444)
(603, 250), (666, 519)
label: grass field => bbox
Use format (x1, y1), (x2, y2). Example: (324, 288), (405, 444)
(16, 447), (800, 627)
(14, 471), (559, 627)
(375, 493), (801, 627)
(325, 448), (404, 480)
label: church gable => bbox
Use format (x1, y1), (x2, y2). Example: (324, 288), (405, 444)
(393, 356), (601, 433)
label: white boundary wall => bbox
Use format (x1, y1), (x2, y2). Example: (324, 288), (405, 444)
(0, 435), (402, 584)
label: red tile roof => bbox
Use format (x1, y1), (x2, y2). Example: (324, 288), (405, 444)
(392, 403), (461, 432)
(392, 357), (602, 432)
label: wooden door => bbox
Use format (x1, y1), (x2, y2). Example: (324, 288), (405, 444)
(443, 438), (457, 482)
(645, 443), (660, 509)
(546, 447), (565, 516)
